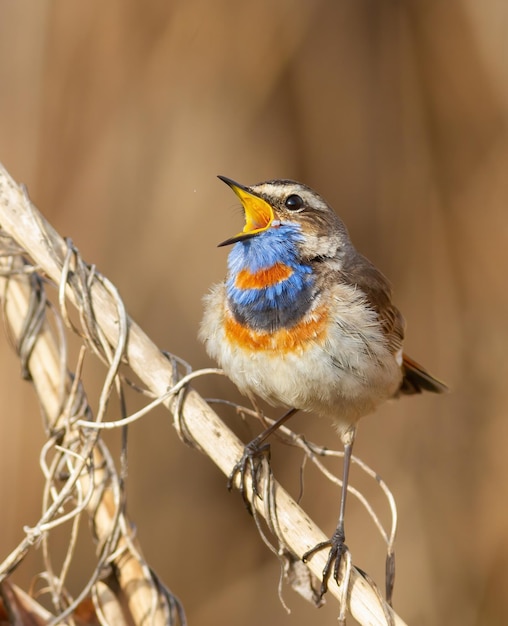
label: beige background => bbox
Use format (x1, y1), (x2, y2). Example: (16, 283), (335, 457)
(1, 1), (507, 624)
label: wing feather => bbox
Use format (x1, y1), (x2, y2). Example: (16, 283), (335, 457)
(341, 251), (405, 358)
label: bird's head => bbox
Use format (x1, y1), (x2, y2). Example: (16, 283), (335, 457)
(217, 176), (352, 262)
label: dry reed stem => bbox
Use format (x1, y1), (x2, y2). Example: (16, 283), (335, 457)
(0, 162), (406, 626)
(0, 256), (174, 625)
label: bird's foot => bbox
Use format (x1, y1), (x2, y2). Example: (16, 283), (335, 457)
(227, 438), (271, 513)
(302, 527), (348, 600)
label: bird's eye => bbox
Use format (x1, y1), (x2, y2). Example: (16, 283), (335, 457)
(285, 194), (304, 211)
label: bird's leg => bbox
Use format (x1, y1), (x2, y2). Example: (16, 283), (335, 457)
(227, 407), (298, 511)
(303, 427), (356, 599)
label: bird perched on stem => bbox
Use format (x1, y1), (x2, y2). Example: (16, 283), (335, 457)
(200, 175), (447, 600)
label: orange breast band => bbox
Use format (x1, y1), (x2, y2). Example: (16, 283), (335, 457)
(224, 304), (329, 353)
(234, 262), (293, 290)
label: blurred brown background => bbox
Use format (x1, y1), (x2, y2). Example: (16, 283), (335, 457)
(1, 1), (507, 624)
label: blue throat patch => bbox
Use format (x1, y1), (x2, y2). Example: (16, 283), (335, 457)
(226, 224), (315, 332)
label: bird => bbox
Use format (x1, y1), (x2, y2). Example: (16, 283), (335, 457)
(199, 175), (447, 600)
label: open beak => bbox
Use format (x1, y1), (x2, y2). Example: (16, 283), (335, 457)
(217, 175), (275, 247)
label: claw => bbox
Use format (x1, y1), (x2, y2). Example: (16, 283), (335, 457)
(226, 408), (299, 511)
(227, 440), (271, 512)
(301, 432), (355, 600)
(303, 527), (347, 600)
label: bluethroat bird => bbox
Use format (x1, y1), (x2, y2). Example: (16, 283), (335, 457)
(200, 176), (447, 599)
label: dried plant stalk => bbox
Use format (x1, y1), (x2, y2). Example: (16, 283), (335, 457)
(0, 163), (407, 626)
(0, 228), (173, 623)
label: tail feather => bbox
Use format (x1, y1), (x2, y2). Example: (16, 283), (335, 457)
(399, 354), (448, 395)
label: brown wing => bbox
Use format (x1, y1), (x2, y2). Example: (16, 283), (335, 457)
(341, 251), (405, 358)
(342, 251), (448, 395)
